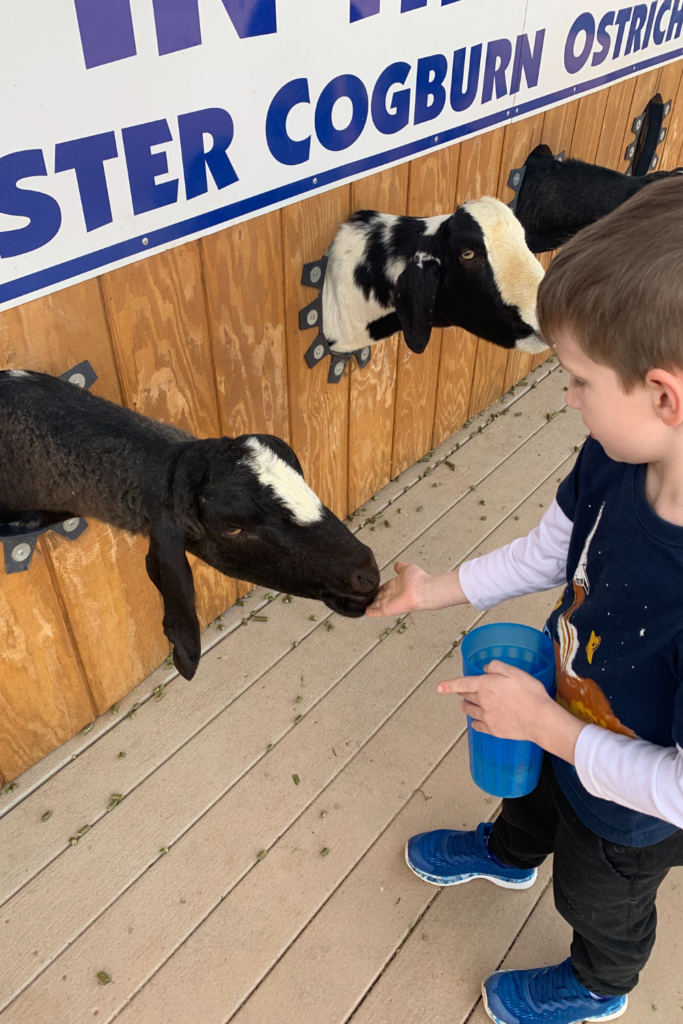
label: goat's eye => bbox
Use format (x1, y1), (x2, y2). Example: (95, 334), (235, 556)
(224, 527), (242, 536)
(460, 249), (476, 260)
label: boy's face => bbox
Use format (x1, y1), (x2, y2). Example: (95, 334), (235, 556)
(554, 330), (668, 464)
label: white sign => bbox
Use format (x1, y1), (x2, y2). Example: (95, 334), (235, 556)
(1, 0), (682, 310)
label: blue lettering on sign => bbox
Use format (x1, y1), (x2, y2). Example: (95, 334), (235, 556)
(668, 0), (683, 38)
(55, 132), (118, 232)
(563, 1), (678, 72)
(482, 38), (513, 103)
(613, 7), (634, 58)
(178, 108), (239, 199)
(315, 76), (369, 152)
(75, 0), (276, 67)
(451, 46), (482, 111)
(265, 80), (312, 164)
(626, 4), (649, 53)
(122, 120), (179, 215)
(565, 13), (595, 74)
(654, 1), (672, 44)
(592, 12), (615, 67)
(350, 0), (380, 21)
(372, 63), (412, 134)
(414, 54), (448, 124)
(74, 0), (137, 69)
(510, 30), (545, 93)
(0, 151), (62, 258)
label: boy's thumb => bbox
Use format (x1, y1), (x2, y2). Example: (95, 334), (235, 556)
(394, 561), (409, 573)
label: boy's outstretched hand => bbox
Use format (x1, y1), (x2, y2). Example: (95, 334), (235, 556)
(365, 562), (429, 616)
(439, 659), (586, 764)
(365, 563), (470, 616)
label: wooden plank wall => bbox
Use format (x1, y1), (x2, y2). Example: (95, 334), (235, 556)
(2, 62), (683, 782)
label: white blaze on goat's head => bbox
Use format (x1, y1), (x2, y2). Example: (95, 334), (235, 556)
(242, 437), (324, 525)
(7, 369), (30, 378)
(463, 197), (546, 352)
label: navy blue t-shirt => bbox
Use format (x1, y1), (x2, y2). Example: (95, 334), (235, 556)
(547, 438), (683, 846)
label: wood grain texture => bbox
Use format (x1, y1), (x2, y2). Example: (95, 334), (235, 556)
(569, 88), (610, 162)
(347, 167), (408, 511)
(0, 278), (122, 402)
(432, 327), (479, 447)
(101, 242), (220, 437)
(594, 77), (637, 168)
(391, 146), (459, 475)
(657, 58), (683, 168)
(101, 241), (235, 627)
(539, 97), (580, 154)
(282, 186), (351, 519)
(42, 527), (168, 715)
(0, 545), (94, 781)
(201, 213), (289, 441)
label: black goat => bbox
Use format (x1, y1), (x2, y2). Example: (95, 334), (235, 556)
(515, 144), (683, 252)
(322, 196), (545, 356)
(0, 371), (380, 680)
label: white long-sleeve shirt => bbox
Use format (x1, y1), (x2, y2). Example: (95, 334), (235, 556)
(459, 498), (683, 831)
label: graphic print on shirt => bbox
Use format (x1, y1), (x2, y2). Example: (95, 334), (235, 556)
(554, 502), (637, 737)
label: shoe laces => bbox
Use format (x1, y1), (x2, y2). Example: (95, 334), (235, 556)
(445, 822), (489, 860)
(522, 958), (589, 1010)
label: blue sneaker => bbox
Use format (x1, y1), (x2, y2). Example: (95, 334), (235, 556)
(483, 957), (628, 1023)
(405, 822), (537, 889)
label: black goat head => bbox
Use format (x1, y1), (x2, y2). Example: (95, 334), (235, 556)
(514, 143), (683, 252)
(156, 433), (380, 677)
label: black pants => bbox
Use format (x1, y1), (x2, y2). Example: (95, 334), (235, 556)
(488, 755), (683, 996)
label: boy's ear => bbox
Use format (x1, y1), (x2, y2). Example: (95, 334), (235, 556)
(145, 516), (200, 680)
(647, 367), (683, 427)
(394, 254), (441, 354)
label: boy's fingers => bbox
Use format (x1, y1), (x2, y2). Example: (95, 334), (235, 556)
(438, 677), (479, 694)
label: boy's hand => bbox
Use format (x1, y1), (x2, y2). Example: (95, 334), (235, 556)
(365, 562), (428, 616)
(365, 564), (470, 617)
(439, 659), (586, 763)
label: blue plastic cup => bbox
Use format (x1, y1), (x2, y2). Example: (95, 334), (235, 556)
(461, 622), (556, 798)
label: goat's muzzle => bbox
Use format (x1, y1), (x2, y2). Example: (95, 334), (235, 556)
(321, 551), (380, 617)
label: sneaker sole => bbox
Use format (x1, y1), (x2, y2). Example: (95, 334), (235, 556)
(404, 843), (538, 889)
(481, 982), (628, 1024)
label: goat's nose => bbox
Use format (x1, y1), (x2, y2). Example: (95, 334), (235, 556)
(351, 563), (380, 595)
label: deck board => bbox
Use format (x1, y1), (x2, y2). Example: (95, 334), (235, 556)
(2, 365), (678, 1024)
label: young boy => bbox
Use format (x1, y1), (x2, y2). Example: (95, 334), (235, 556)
(366, 176), (683, 1024)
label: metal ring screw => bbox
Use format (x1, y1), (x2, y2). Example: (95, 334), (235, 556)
(11, 543), (31, 563)
(660, 129), (667, 142)
(333, 361), (344, 377)
(361, 347), (370, 361)
(69, 373), (87, 388)
(665, 102), (672, 116)
(306, 309), (319, 326)
(313, 344), (325, 361)
(63, 518), (80, 533)
(627, 144), (635, 158)
(512, 172), (521, 187)
(142, 237), (149, 246)
(310, 266), (322, 284)
(634, 118), (643, 132)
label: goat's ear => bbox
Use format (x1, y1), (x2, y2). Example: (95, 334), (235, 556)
(146, 517), (200, 680)
(529, 143), (553, 158)
(394, 254), (441, 354)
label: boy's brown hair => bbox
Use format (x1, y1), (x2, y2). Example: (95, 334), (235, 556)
(537, 175), (683, 390)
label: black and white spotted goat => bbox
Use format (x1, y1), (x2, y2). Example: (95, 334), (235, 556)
(321, 196), (545, 357)
(0, 370), (380, 680)
(514, 143), (683, 252)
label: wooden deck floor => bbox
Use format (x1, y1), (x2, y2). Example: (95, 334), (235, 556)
(1, 357), (681, 1024)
